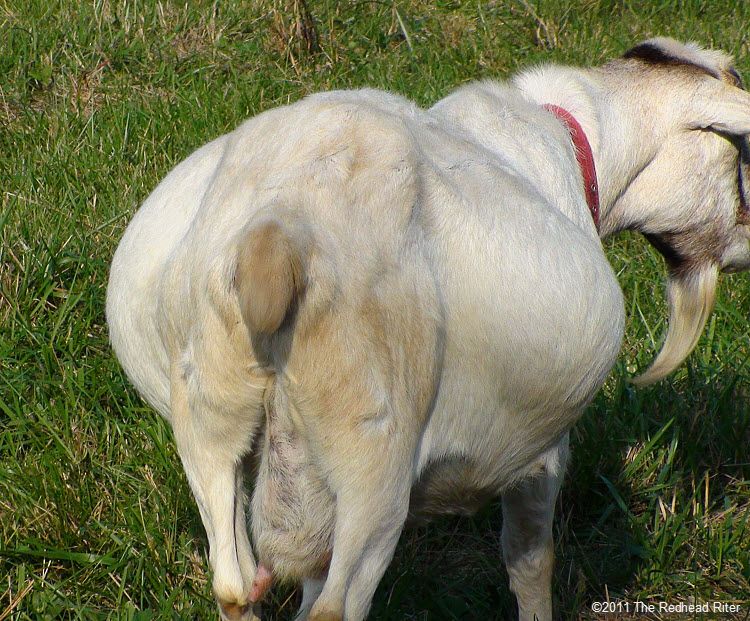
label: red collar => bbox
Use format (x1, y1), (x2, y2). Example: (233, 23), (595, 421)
(543, 104), (600, 230)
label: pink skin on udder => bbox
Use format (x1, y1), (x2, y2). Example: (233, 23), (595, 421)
(249, 564), (274, 602)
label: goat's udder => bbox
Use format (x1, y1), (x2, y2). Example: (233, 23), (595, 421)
(249, 564), (274, 602)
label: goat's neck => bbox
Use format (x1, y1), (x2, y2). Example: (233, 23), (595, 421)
(514, 66), (664, 238)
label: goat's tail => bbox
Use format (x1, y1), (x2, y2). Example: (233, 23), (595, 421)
(631, 263), (718, 386)
(234, 211), (311, 336)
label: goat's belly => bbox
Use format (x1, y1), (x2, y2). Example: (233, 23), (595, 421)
(410, 342), (609, 514)
(408, 456), (499, 520)
(414, 198), (625, 495)
(106, 136), (229, 417)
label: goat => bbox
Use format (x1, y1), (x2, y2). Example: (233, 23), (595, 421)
(106, 38), (750, 621)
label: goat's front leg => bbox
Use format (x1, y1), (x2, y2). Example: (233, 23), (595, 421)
(502, 433), (568, 621)
(170, 363), (261, 621)
(501, 434), (569, 621)
(307, 423), (414, 621)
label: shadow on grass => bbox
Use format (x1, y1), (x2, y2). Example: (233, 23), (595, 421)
(557, 363), (750, 619)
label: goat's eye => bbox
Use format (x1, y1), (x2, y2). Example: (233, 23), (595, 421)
(728, 67), (745, 89)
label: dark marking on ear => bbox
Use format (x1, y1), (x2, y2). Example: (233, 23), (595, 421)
(623, 42), (720, 80)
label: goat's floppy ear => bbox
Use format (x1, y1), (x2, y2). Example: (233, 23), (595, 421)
(631, 263), (718, 386)
(686, 81), (750, 136)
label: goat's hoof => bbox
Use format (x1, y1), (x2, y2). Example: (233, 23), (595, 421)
(218, 599), (260, 621)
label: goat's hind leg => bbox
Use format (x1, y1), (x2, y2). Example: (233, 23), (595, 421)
(170, 363), (262, 621)
(501, 434), (569, 621)
(308, 419), (416, 621)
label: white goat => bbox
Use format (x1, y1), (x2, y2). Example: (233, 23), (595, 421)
(106, 38), (750, 621)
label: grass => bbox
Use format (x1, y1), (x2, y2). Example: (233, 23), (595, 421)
(1, 0), (749, 619)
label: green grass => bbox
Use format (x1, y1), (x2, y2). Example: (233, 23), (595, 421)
(1, 0), (749, 619)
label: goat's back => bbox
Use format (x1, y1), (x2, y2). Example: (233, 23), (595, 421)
(107, 86), (625, 492)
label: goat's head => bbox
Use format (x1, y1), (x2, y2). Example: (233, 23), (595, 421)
(601, 38), (750, 384)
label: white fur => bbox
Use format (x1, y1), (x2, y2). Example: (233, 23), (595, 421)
(107, 39), (750, 621)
